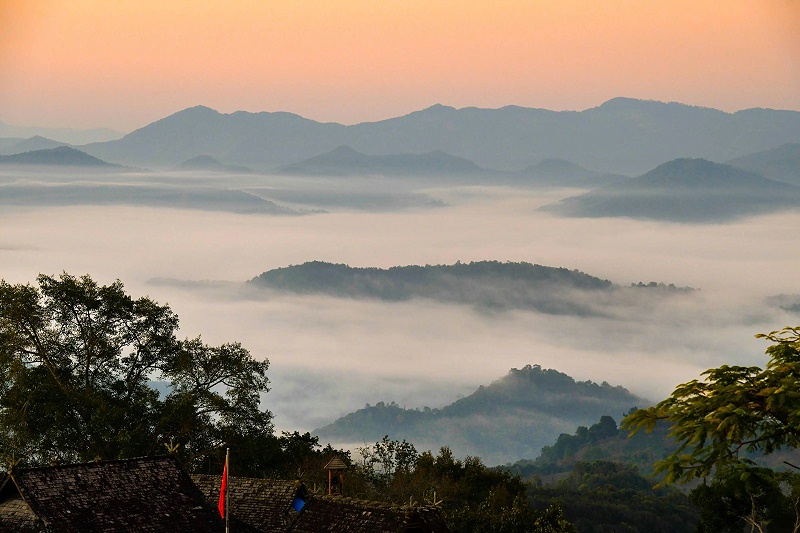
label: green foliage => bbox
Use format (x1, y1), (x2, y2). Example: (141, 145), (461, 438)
(622, 326), (800, 484)
(357, 435), (419, 490)
(0, 273), (272, 472)
(507, 414), (676, 483)
(528, 461), (698, 533)
(447, 495), (576, 533)
(346, 439), (574, 533)
(536, 416), (619, 466)
(689, 465), (800, 532)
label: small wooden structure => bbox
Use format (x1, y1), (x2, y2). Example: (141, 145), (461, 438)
(323, 456), (347, 496)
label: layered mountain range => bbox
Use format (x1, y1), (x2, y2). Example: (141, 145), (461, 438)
(73, 98), (800, 175)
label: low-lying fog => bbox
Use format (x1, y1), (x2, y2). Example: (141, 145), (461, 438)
(1, 175), (799, 439)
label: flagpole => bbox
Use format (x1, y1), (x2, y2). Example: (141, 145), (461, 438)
(225, 447), (230, 533)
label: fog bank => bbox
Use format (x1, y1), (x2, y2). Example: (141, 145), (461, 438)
(1, 186), (798, 435)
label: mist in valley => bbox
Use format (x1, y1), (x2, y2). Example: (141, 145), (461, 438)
(2, 169), (798, 451)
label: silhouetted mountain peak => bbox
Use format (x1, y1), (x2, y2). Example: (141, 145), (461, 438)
(313, 364), (648, 464)
(0, 146), (118, 167)
(423, 103), (456, 113)
(639, 158), (767, 188)
(178, 105), (220, 116)
(329, 145), (363, 156)
(594, 97), (653, 110)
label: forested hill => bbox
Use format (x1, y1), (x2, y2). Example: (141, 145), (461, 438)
(249, 260), (691, 316)
(313, 364), (649, 465)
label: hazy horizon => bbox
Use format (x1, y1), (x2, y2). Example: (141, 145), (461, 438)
(5, 96), (800, 138)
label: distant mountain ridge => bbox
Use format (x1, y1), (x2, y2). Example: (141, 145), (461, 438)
(314, 364), (650, 465)
(280, 145), (487, 178)
(514, 158), (625, 187)
(79, 98), (800, 175)
(543, 158), (800, 222)
(0, 146), (119, 167)
(0, 120), (122, 144)
(0, 136), (69, 156)
(728, 143), (800, 186)
(174, 154), (253, 173)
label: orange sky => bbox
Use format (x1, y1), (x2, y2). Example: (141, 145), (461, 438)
(1, 0), (799, 131)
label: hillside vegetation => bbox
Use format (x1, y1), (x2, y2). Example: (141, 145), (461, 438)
(314, 365), (649, 465)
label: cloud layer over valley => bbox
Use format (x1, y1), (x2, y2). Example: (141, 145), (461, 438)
(1, 178), (798, 447)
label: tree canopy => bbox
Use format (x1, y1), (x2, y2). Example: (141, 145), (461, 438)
(622, 326), (800, 484)
(0, 273), (272, 469)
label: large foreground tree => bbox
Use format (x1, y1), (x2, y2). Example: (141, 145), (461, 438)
(623, 326), (800, 531)
(0, 273), (272, 469)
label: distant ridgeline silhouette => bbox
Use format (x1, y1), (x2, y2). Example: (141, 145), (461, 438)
(78, 98), (800, 174)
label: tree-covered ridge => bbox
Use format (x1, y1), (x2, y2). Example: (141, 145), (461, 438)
(250, 260), (692, 316)
(314, 365), (649, 465)
(506, 415), (677, 483)
(528, 461), (698, 533)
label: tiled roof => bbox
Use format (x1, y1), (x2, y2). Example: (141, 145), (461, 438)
(5, 456), (222, 533)
(192, 474), (304, 533)
(322, 457), (347, 470)
(286, 495), (450, 533)
(0, 496), (40, 532)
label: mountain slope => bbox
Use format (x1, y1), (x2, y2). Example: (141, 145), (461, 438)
(174, 154), (253, 173)
(82, 105), (348, 170)
(0, 136), (68, 156)
(280, 145), (487, 178)
(80, 98), (800, 174)
(512, 158), (625, 187)
(728, 143), (800, 186)
(0, 120), (122, 144)
(0, 146), (120, 167)
(314, 365), (650, 465)
(543, 158), (800, 222)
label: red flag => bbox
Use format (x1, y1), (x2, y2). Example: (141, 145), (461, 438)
(218, 454), (228, 518)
